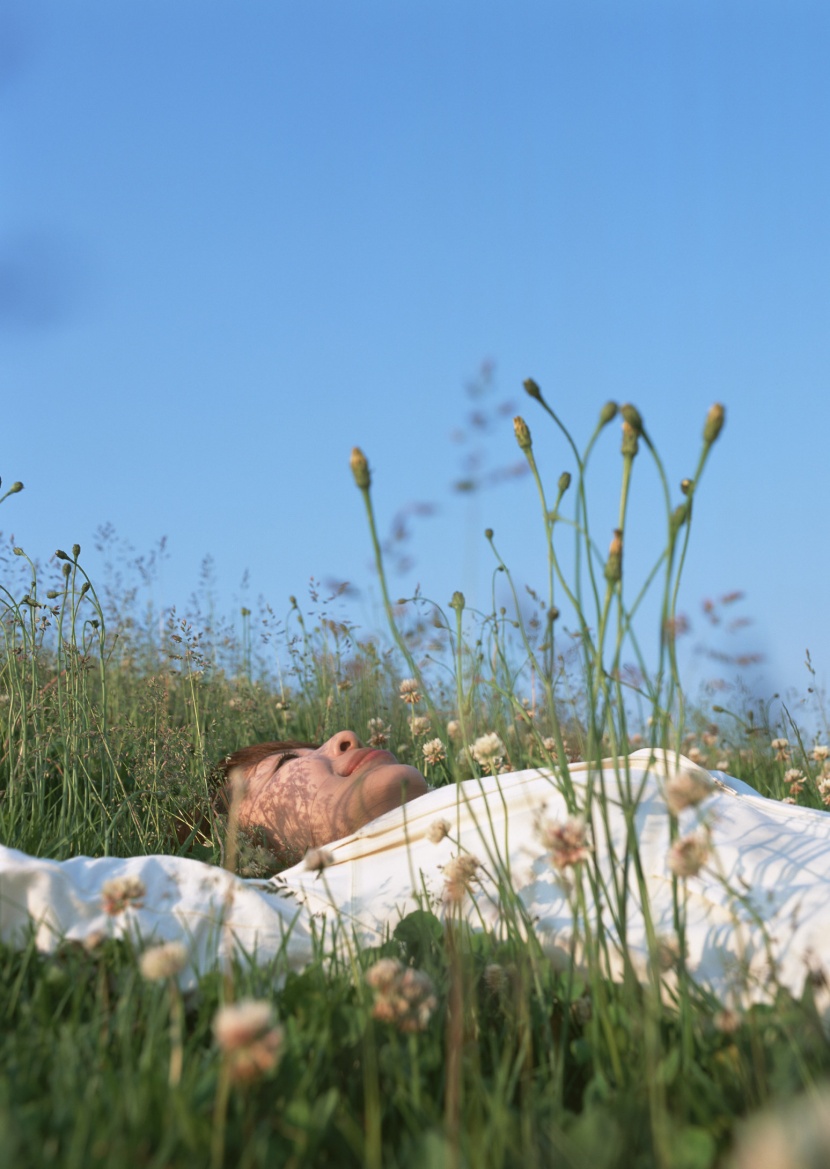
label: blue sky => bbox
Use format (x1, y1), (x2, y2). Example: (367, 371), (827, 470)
(3, 1), (829, 723)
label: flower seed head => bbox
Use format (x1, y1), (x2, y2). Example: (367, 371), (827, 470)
(703, 403), (725, 446)
(350, 446), (371, 490)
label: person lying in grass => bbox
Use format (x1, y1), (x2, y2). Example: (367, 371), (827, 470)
(218, 729), (429, 869)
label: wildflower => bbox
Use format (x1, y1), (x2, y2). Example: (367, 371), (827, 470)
(782, 796), (797, 805)
(817, 775), (830, 806)
(399, 678), (422, 705)
(629, 733), (643, 747)
(367, 717), (391, 747)
(542, 737), (557, 754)
(655, 934), (682, 972)
(304, 847), (334, 874)
(686, 746), (705, 764)
(410, 715), (431, 737)
(446, 719), (461, 740)
(667, 832), (710, 879)
(422, 739), (446, 767)
(812, 745), (830, 763)
(471, 732), (506, 775)
(713, 1007), (742, 1034)
(663, 768), (714, 816)
(442, 854), (481, 903)
(367, 961), (437, 1033)
(513, 415), (532, 451)
(716, 759), (730, 771)
(604, 528), (623, 584)
(139, 941), (187, 982)
(427, 818), (451, 843)
(213, 999), (284, 1082)
(483, 963), (507, 994)
(101, 875), (146, 915)
(536, 814), (592, 871)
(771, 737), (791, 762)
(702, 730), (719, 748)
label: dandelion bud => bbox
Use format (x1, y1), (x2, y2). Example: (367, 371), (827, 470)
(703, 403), (725, 446)
(9, 481), (24, 493)
(62, 563), (71, 578)
(484, 528), (494, 540)
(79, 581), (91, 596)
(621, 420), (639, 458)
(350, 446), (370, 490)
(599, 401), (618, 426)
(46, 590), (59, 599)
(680, 478), (692, 495)
(557, 471), (571, 494)
(523, 377), (542, 401)
(449, 590), (465, 612)
(513, 415), (532, 451)
(72, 544), (81, 559)
(56, 549), (70, 561)
(620, 403), (643, 434)
(604, 529), (623, 584)
(13, 547), (24, 556)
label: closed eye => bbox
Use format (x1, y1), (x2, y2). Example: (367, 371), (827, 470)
(275, 752), (298, 771)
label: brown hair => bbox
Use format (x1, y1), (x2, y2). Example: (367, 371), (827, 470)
(213, 740), (317, 815)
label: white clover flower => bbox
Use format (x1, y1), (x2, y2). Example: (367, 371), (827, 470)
(139, 941), (187, 981)
(410, 715), (431, 738)
(426, 818), (451, 843)
(667, 831), (710, 878)
(399, 678), (422, 705)
(542, 737), (557, 754)
(422, 739), (446, 767)
(663, 768), (714, 816)
(655, 934), (682, 972)
(365, 959), (436, 1032)
(446, 719), (461, 740)
(812, 744), (830, 762)
(303, 847), (334, 874)
(716, 759), (730, 772)
(471, 732), (506, 774)
(535, 814), (592, 871)
(442, 854), (481, 903)
(367, 717), (391, 747)
(686, 746), (705, 764)
(483, 963), (507, 994)
(213, 999), (284, 1082)
(771, 737), (791, 762)
(101, 875), (146, 915)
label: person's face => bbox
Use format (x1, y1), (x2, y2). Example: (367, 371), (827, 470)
(237, 729), (428, 852)
(278, 729), (426, 796)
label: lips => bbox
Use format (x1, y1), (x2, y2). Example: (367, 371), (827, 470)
(340, 747), (396, 777)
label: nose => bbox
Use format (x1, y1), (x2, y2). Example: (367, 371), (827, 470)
(320, 730), (362, 758)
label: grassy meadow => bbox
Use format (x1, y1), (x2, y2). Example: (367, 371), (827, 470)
(2, 391), (830, 1168)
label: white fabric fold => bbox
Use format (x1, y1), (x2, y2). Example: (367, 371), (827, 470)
(2, 749), (829, 1011)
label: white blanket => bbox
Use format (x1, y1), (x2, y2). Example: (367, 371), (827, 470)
(2, 750), (829, 1013)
